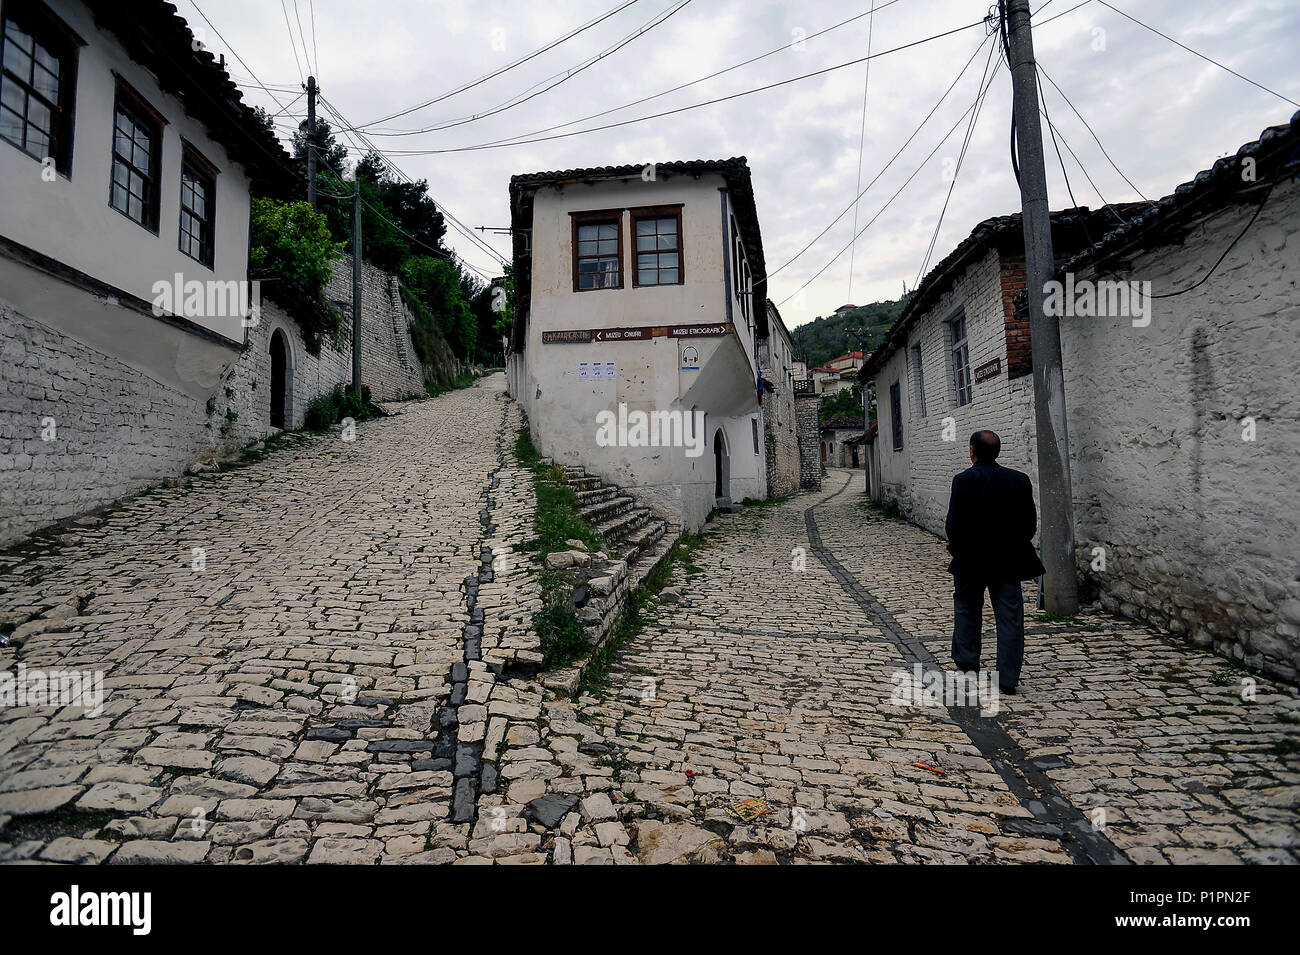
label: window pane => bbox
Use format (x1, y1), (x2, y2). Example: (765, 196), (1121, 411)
(657, 233), (677, 249)
(597, 223), (616, 239)
(111, 182), (127, 212)
(112, 161), (127, 187)
(133, 142), (150, 174)
(34, 42), (57, 76)
(577, 223), (598, 241)
(638, 253), (656, 269)
(635, 218), (654, 235)
(129, 194), (143, 222)
(595, 238), (616, 255)
(657, 218), (675, 233)
(1, 79), (23, 114)
(4, 21), (32, 53)
(660, 252), (678, 268)
(577, 239), (596, 256)
(0, 105), (23, 145)
(636, 235), (655, 252)
(3, 42), (31, 80)
(660, 268), (678, 284)
(638, 269), (656, 285)
(26, 97), (48, 132)
(25, 123), (46, 154)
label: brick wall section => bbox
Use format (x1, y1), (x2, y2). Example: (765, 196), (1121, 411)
(759, 347), (799, 498)
(795, 392), (822, 489)
(999, 256), (1032, 379)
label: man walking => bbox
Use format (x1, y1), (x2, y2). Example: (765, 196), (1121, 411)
(944, 430), (1045, 693)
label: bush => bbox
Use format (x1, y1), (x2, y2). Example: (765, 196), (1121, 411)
(535, 601), (590, 669)
(249, 197), (342, 350)
(303, 383), (375, 431)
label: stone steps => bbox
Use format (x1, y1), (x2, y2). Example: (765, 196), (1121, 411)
(541, 465), (680, 695)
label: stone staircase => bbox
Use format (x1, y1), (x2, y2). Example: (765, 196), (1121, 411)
(541, 466), (679, 694)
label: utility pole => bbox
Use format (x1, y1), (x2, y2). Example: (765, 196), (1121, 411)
(1003, 0), (1078, 614)
(351, 176), (362, 394)
(305, 76), (318, 210)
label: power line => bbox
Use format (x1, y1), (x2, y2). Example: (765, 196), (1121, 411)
(769, 31), (995, 278)
(406, 0), (907, 151)
(363, 0), (693, 137)
(279, 0), (305, 85)
(292, 0), (314, 76)
(778, 56), (1005, 307)
(1096, 0), (1299, 109)
(914, 36), (1000, 287)
(846, 2), (878, 303)
(368, 16), (996, 156)
(185, 1), (292, 112)
(317, 96), (508, 272)
(343, 0), (643, 131)
(1036, 65), (1149, 202)
(309, 0), (319, 80)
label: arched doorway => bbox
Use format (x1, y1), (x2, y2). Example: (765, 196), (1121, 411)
(269, 328), (290, 429)
(713, 428), (729, 503)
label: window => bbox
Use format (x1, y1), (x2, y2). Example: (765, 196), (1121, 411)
(179, 146), (216, 267)
(0, 3), (78, 173)
(110, 82), (163, 230)
(632, 207), (682, 286)
(572, 212), (621, 290)
(950, 311), (972, 407)
(752, 417), (760, 454)
(910, 343), (927, 418)
(890, 381), (904, 451)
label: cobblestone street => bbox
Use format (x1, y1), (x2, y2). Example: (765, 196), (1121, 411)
(1, 387), (1297, 864)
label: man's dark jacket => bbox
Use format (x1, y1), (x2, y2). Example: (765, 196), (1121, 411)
(944, 461), (1046, 583)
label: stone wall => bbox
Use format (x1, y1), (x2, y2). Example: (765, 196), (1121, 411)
(1065, 178), (1300, 681)
(1, 303), (216, 544)
(795, 392), (823, 490)
(1, 255), (439, 546)
(759, 347), (799, 498)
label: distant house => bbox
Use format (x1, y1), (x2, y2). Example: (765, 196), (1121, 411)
(507, 157), (770, 531)
(861, 111), (1300, 681)
(834, 304), (858, 314)
(819, 414), (864, 468)
(0, 0), (295, 543)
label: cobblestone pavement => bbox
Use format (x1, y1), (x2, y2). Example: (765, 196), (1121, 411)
(4, 405), (1298, 864)
(479, 469), (1300, 865)
(0, 373), (542, 864)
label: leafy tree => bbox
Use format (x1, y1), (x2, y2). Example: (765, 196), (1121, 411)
(819, 386), (864, 423)
(293, 118), (349, 177)
(401, 256), (476, 359)
(792, 299), (905, 368)
(248, 197), (342, 350)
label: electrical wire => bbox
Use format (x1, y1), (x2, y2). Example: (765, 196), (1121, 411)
(769, 30), (995, 278)
(279, 0), (305, 85)
(185, 1), (292, 112)
(342, 0), (643, 131)
(363, 0), (693, 137)
(846, 2), (878, 303)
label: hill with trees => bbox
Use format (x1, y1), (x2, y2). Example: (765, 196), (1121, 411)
(791, 298), (906, 368)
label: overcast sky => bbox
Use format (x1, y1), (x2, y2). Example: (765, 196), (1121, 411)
(180, 0), (1299, 328)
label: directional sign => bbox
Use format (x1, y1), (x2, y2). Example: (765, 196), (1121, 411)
(542, 329), (592, 344)
(669, 322), (732, 338)
(973, 357), (1002, 384)
(592, 326), (653, 342)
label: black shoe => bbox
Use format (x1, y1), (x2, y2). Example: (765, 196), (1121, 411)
(998, 683), (1017, 695)
(954, 663), (979, 673)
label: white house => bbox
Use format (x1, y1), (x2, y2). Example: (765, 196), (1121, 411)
(507, 158), (769, 530)
(0, 0), (295, 543)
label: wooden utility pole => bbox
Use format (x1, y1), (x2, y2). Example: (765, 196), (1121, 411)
(305, 76), (318, 210)
(352, 176), (362, 394)
(1003, 0), (1078, 613)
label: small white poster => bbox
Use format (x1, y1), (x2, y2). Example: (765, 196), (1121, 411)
(602, 362), (617, 379)
(578, 362), (591, 380)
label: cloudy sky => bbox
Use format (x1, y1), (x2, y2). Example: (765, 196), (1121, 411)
(179, 0), (1299, 328)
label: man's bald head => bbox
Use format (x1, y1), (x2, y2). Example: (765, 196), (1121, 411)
(970, 430), (1001, 463)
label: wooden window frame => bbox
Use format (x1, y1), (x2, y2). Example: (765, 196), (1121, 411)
(630, 204), (684, 288)
(949, 310), (972, 407)
(890, 380), (904, 451)
(570, 209), (623, 292)
(109, 75), (165, 233)
(0, 0), (81, 175)
(179, 141), (217, 268)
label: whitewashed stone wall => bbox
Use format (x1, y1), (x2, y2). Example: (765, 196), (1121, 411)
(1065, 178), (1300, 681)
(2, 256), (432, 546)
(759, 341), (799, 498)
(1, 303), (216, 544)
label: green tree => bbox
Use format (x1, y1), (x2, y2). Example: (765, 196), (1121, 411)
(401, 256), (476, 359)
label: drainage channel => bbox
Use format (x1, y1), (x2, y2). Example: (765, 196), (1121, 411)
(804, 472), (1129, 866)
(443, 394), (510, 826)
